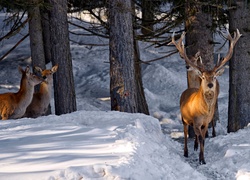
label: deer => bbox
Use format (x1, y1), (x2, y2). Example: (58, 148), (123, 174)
(0, 66), (44, 120)
(168, 29), (241, 164)
(24, 64), (58, 118)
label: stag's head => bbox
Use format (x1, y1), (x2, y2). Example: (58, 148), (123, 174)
(168, 29), (242, 100)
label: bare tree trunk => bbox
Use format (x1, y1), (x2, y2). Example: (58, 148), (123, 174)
(41, 0), (52, 64)
(141, 0), (154, 35)
(109, 0), (149, 114)
(48, 0), (77, 115)
(28, 0), (46, 72)
(228, 0), (250, 132)
(185, 0), (218, 138)
(133, 30), (149, 115)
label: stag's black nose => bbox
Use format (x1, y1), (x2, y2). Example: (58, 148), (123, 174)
(208, 83), (213, 88)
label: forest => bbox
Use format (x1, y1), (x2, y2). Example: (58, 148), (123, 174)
(0, 0), (249, 132)
(0, 0), (250, 179)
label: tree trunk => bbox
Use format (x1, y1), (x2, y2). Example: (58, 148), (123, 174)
(109, 0), (149, 114)
(141, 0), (154, 35)
(28, 0), (46, 72)
(41, 0), (52, 64)
(185, 0), (218, 138)
(133, 30), (149, 115)
(48, 0), (77, 115)
(28, 0), (46, 97)
(228, 0), (250, 132)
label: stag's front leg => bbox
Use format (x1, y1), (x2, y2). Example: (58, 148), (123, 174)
(198, 135), (206, 164)
(198, 127), (207, 165)
(183, 121), (189, 157)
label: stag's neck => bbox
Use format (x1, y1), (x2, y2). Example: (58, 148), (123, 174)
(198, 86), (217, 114)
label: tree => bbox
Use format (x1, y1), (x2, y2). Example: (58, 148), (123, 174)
(48, 0), (77, 115)
(28, 0), (46, 70)
(184, 0), (218, 138)
(228, 0), (250, 132)
(109, 0), (149, 114)
(141, 0), (155, 35)
(41, 0), (52, 64)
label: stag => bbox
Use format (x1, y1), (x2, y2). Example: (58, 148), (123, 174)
(169, 29), (241, 164)
(0, 66), (44, 120)
(186, 54), (217, 138)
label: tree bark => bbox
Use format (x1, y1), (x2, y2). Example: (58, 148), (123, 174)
(41, 0), (52, 64)
(28, 0), (46, 97)
(228, 0), (250, 132)
(48, 0), (77, 115)
(109, 0), (149, 114)
(141, 0), (154, 35)
(28, 0), (46, 71)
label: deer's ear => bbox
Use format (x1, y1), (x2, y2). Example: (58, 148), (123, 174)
(34, 66), (43, 73)
(18, 66), (24, 74)
(215, 68), (225, 77)
(187, 65), (203, 78)
(196, 69), (203, 78)
(25, 65), (30, 74)
(51, 64), (58, 73)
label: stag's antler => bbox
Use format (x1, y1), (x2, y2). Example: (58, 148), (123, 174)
(214, 29), (242, 71)
(168, 32), (205, 72)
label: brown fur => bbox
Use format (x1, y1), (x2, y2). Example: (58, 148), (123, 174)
(0, 66), (44, 120)
(24, 65), (58, 118)
(180, 71), (220, 164)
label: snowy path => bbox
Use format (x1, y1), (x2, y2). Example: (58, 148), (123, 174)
(164, 125), (250, 180)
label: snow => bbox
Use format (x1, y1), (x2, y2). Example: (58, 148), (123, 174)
(0, 11), (250, 180)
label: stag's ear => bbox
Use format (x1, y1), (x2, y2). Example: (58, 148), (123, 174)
(215, 68), (225, 77)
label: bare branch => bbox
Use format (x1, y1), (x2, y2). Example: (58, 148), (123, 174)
(0, 34), (29, 62)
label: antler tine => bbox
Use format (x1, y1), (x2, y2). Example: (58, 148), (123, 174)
(216, 53), (221, 66)
(214, 29), (242, 71)
(168, 31), (202, 71)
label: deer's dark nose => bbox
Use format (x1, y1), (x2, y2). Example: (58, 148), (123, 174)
(208, 83), (213, 88)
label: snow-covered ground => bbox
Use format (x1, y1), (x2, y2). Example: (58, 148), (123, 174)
(0, 11), (250, 180)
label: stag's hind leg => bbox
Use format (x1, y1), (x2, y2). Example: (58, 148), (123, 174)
(211, 117), (216, 137)
(182, 119), (189, 157)
(194, 135), (198, 151)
